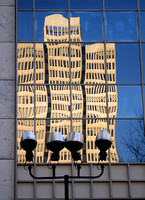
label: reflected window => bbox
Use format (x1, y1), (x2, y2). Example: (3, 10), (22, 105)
(35, 12), (68, 42)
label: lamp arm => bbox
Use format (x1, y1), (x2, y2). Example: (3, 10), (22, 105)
(28, 164), (64, 180)
(70, 163), (104, 179)
(28, 163), (104, 180)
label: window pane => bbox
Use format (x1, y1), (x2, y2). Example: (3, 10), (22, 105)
(115, 119), (144, 162)
(70, 0), (102, 9)
(34, 43), (46, 84)
(17, 43), (34, 84)
(18, 0), (33, 9)
(17, 85), (34, 118)
(44, 120), (71, 164)
(86, 119), (108, 163)
(140, 0), (145, 9)
(18, 12), (33, 42)
(141, 43), (145, 82)
(35, 12), (68, 42)
(17, 120), (34, 163)
(39, 85), (71, 119)
(105, 0), (137, 10)
(115, 43), (141, 83)
(140, 12), (145, 41)
(70, 12), (103, 42)
(108, 119), (118, 163)
(105, 12), (138, 42)
(115, 85), (143, 118)
(35, 0), (68, 9)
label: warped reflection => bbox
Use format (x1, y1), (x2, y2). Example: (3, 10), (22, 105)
(17, 14), (118, 163)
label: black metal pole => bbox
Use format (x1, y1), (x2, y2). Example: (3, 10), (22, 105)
(52, 165), (56, 178)
(77, 164), (81, 177)
(64, 175), (69, 200)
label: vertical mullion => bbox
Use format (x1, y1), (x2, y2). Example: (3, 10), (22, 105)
(127, 163), (131, 198)
(33, 0), (37, 199)
(137, 0), (145, 135)
(68, 0), (73, 132)
(68, 1), (75, 199)
(103, 0), (112, 198)
(15, 1), (18, 200)
(90, 164), (93, 199)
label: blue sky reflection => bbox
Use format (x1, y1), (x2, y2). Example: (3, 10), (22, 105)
(105, 12), (138, 42)
(116, 86), (143, 118)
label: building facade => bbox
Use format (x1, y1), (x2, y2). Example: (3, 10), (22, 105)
(0, 0), (145, 199)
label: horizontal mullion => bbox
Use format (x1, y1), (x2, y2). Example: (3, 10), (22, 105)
(17, 83), (143, 86)
(17, 9), (142, 12)
(17, 117), (143, 120)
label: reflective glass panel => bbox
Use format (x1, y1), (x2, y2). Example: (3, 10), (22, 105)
(141, 43), (145, 82)
(113, 85), (143, 118)
(144, 86), (145, 102)
(18, 12), (33, 42)
(34, 43), (46, 84)
(17, 43), (34, 84)
(18, 0), (33, 9)
(114, 43), (141, 83)
(35, 0), (68, 9)
(35, 12), (68, 42)
(140, 0), (145, 9)
(36, 119), (71, 163)
(70, 12), (103, 42)
(70, 0), (102, 9)
(108, 119), (118, 163)
(105, 12), (138, 42)
(114, 119), (144, 162)
(140, 12), (145, 41)
(17, 120), (34, 163)
(105, 0), (137, 10)
(17, 85), (34, 118)
(36, 85), (71, 119)
(86, 119), (108, 163)
(83, 85), (107, 119)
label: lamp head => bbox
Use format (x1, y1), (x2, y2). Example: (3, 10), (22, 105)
(65, 132), (84, 161)
(95, 130), (112, 161)
(20, 131), (37, 162)
(46, 132), (65, 161)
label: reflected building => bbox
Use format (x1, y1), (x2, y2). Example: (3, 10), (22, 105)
(17, 14), (118, 164)
(17, 43), (48, 163)
(44, 14), (83, 163)
(84, 43), (118, 163)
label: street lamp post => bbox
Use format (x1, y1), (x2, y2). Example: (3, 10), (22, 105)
(20, 130), (112, 200)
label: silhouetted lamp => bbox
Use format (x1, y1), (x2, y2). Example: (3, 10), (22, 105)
(95, 130), (112, 161)
(20, 130), (37, 162)
(20, 130), (111, 200)
(65, 132), (84, 161)
(45, 132), (65, 161)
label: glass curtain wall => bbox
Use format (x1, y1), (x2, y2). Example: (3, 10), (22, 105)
(17, 0), (145, 164)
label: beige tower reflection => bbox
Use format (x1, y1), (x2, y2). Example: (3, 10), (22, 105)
(85, 43), (118, 163)
(44, 14), (83, 163)
(17, 43), (48, 163)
